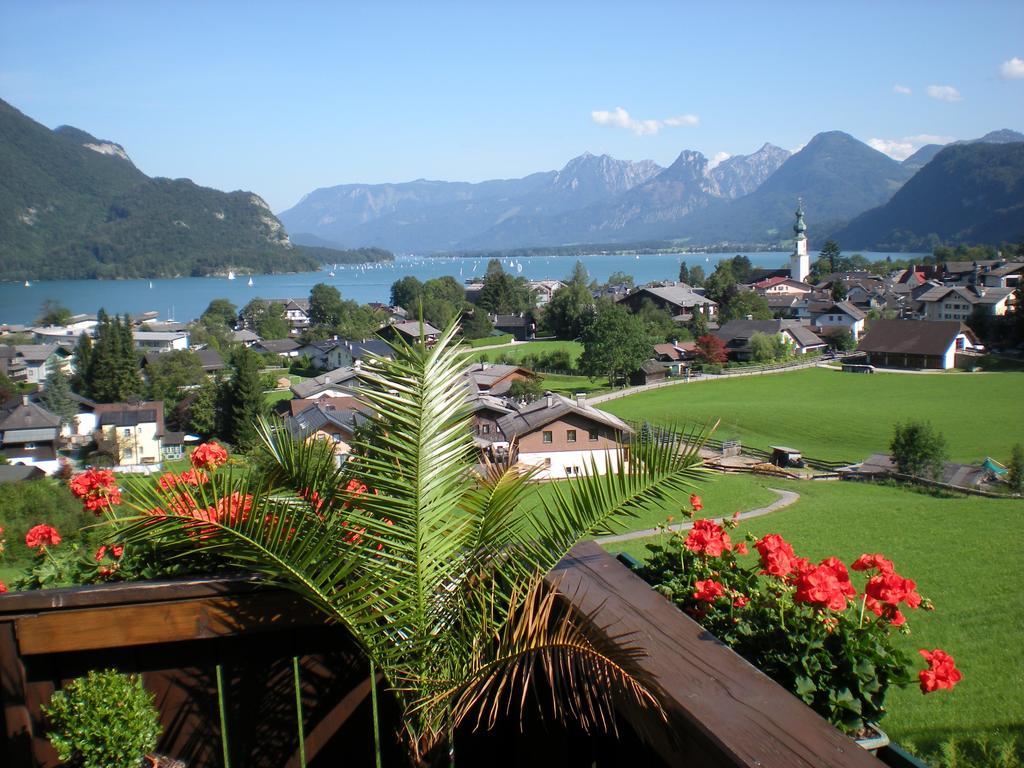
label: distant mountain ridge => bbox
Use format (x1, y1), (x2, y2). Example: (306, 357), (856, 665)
(831, 141), (1024, 250)
(902, 129), (1024, 171)
(0, 98), (326, 280)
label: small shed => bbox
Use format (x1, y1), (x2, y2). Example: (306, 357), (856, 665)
(769, 446), (804, 468)
(629, 359), (668, 386)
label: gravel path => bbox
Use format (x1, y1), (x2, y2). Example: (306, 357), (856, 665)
(595, 487), (800, 545)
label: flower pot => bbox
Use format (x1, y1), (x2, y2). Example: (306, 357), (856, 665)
(854, 722), (890, 753)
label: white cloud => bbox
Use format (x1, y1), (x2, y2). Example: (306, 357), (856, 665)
(708, 151), (731, 170)
(590, 106), (699, 136)
(1000, 57), (1024, 80)
(893, 84), (912, 95)
(867, 133), (956, 161)
(926, 84), (962, 102)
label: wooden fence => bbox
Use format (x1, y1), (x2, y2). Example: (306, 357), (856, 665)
(1, 544), (897, 768)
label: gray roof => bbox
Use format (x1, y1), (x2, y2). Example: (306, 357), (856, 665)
(0, 400), (61, 431)
(857, 319), (966, 356)
(1, 426), (59, 443)
(466, 363), (533, 394)
(290, 367), (361, 398)
(285, 403), (367, 441)
(13, 344), (62, 362)
(344, 339), (393, 360)
(715, 320), (825, 349)
(232, 329), (261, 343)
(392, 320), (442, 338)
(257, 338), (301, 354)
(916, 284), (1013, 307)
(0, 464), (47, 483)
(816, 300), (867, 320)
(854, 453), (989, 488)
(621, 284), (717, 309)
(495, 394), (633, 441)
(195, 349), (225, 371)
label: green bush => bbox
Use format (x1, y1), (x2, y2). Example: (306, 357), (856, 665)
(44, 669), (162, 768)
(0, 479), (96, 566)
(701, 364), (723, 375)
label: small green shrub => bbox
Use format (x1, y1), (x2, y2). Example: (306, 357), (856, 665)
(44, 669), (162, 768)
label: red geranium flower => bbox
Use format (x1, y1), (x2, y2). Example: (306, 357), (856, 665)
(693, 579), (726, 603)
(0, 581), (7, 594)
(689, 494), (703, 512)
(214, 492), (253, 526)
(735, 542), (749, 555)
(69, 469), (121, 515)
(866, 571), (921, 609)
(793, 558), (857, 611)
(25, 524), (61, 550)
(851, 553), (895, 574)
(178, 469), (209, 487)
(684, 519), (732, 557)
(918, 649), (962, 693)
(157, 472), (181, 490)
(755, 534), (798, 578)
(94, 544), (124, 562)
(191, 441), (229, 471)
(732, 594), (749, 608)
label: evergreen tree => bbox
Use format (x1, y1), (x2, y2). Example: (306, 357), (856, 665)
(71, 333), (93, 396)
(689, 265), (706, 287)
(688, 311), (709, 340)
(224, 347), (265, 451)
(1008, 443), (1024, 494)
(40, 359), (77, 426)
(678, 261), (690, 284)
(476, 260), (532, 314)
(820, 241), (841, 275)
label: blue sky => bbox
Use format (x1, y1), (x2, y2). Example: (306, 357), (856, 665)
(2, 1), (1023, 212)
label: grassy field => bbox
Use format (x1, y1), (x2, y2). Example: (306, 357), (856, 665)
(603, 367), (1024, 464)
(474, 340), (583, 366)
(604, 479), (1024, 752)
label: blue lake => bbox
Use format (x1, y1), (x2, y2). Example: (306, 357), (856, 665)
(0, 251), (921, 325)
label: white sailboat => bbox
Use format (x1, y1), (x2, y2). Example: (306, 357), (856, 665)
(247, 276), (254, 287)
(149, 281), (153, 289)
(227, 270), (236, 280)
(23, 280), (31, 287)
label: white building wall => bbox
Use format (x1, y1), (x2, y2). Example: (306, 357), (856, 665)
(517, 450), (624, 481)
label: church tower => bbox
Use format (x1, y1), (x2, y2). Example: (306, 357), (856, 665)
(789, 200), (809, 283)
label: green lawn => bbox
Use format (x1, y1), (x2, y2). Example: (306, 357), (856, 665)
(603, 367), (1024, 464)
(538, 373), (611, 398)
(605, 480), (1024, 753)
(474, 340), (583, 366)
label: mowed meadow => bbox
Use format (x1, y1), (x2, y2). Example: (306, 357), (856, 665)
(603, 367), (1024, 464)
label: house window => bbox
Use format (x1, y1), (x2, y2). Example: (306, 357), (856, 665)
(542, 430), (553, 444)
(589, 430), (598, 442)
(566, 430), (577, 443)
(482, 425), (490, 434)
(24, 442), (36, 450)
(123, 428), (132, 437)
(124, 448), (133, 459)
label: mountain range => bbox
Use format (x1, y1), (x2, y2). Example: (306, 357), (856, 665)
(831, 141), (1024, 250)
(0, 98), (334, 280)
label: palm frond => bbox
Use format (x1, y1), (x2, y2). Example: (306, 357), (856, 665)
(421, 578), (666, 738)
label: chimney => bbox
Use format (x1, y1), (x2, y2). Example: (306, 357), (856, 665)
(545, 392), (553, 409)
(324, 375), (331, 384)
(575, 392), (586, 407)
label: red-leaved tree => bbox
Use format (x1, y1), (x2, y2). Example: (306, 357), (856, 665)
(696, 334), (728, 364)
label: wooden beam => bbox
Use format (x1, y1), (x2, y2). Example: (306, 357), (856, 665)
(15, 592), (328, 655)
(547, 541), (880, 768)
(0, 622), (34, 768)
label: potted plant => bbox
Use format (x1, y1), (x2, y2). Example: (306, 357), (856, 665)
(43, 668), (162, 768)
(636, 502), (962, 746)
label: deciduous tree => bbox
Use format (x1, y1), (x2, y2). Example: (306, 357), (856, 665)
(695, 334), (728, 364)
(579, 303), (652, 385)
(890, 421), (948, 480)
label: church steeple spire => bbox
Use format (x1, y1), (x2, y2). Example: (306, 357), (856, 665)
(789, 199), (809, 282)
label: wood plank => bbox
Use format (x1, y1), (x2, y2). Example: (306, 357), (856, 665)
(15, 592), (329, 655)
(0, 622), (35, 768)
(0, 574), (263, 615)
(547, 541), (880, 768)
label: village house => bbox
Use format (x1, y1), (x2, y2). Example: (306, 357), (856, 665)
(284, 401), (367, 466)
(1, 344), (71, 385)
(254, 338), (301, 360)
(528, 279), (566, 307)
(856, 319), (981, 370)
(490, 313), (536, 341)
(0, 396), (62, 475)
(282, 299), (312, 331)
(290, 367), (361, 400)
(713, 320), (827, 361)
(652, 341), (698, 375)
(629, 359), (668, 386)
(132, 331), (190, 352)
(809, 300), (867, 341)
(752, 276), (814, 297)
(385, 320), (442, 346)
(492, 393), (634, 480)
(617, 283), (717, 322)
(914, 283), (1014, 322)
(93, 401), (166, 472)
(231, 329), (262, 347)
(465, 363), (535, 397)
(32, 315), (98, 347)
